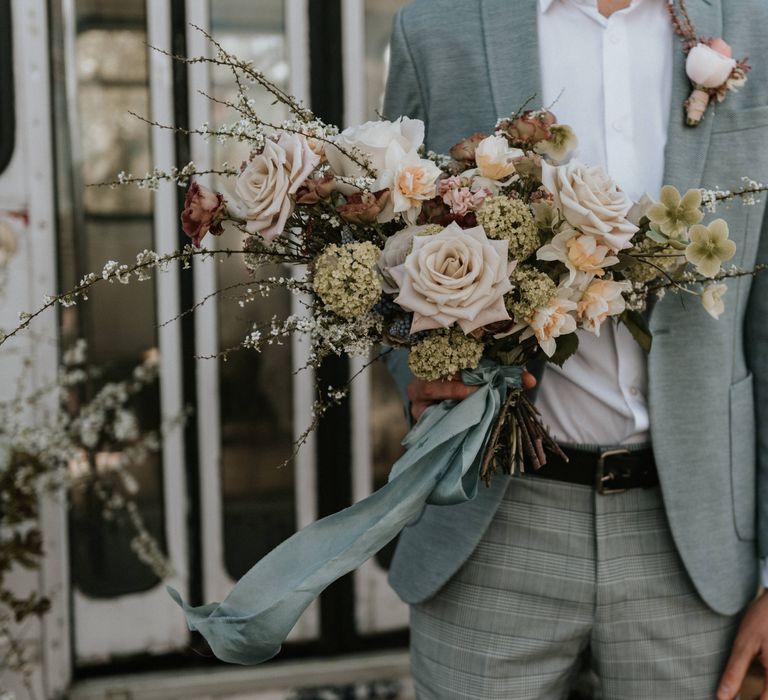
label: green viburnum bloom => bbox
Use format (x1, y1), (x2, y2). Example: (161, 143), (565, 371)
(685, 219), (736, 278)
(647, 185), (704, 237)
(408, 328), (484, 381)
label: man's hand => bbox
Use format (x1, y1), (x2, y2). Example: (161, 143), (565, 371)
(717, 591), (768, 700)
(407, 370), (537, 422)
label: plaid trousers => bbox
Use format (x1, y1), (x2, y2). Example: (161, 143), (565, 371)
(409, 476), (743, 699)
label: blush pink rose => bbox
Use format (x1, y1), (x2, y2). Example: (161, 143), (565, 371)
(235, 133), (320, 242)
(181, 182), (226, 247)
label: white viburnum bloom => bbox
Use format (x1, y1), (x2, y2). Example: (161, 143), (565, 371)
(521, 287), (578, 357)
(575, 277), (630, 336)
(325, 116), (425, 185)
(537, 227), (620, 285)
(542, 160), (638, 251)
(389, 221), (515, 334)
(376, 142), (442, 224)
(701, 283), (728, 319)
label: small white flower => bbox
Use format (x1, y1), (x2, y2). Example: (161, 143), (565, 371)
(701, 283), (728, 319)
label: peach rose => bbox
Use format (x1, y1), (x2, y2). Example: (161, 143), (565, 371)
(377, 143), (442, 225)
(474, 135), (523, 183)
(236, 133), (320, 242)
(523, 289), (577, 357)
(389, 222), (514, 334)
(576, 278), (629, 336)
(537, 227), (619, 285)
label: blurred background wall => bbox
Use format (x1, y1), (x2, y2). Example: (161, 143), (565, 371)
(0, 1), (416, 698)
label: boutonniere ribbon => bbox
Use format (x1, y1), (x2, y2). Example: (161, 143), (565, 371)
(667, 0), (751, 127)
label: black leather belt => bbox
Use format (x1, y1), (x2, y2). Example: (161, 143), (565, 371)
(527, 446), (659, 494)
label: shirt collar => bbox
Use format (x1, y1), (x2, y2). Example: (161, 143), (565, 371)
(541, 0), (645, 12)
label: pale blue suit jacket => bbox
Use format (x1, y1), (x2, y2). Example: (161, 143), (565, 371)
(382, 0), (768, 616)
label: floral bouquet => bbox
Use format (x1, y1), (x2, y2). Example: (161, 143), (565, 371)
(5, 33), (765, 665)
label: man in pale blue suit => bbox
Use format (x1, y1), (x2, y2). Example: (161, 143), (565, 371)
(381, 1), (768, 698)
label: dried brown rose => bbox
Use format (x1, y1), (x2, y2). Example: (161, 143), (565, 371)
(295, 173), (336, 204)
(498, 110), (557, 147)
(449, 132), (488, 163)
(181, 182), (227, 247)
(336, 189), (390, 224)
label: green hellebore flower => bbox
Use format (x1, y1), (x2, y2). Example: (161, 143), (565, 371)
(685, 219), (736, 278)
(647, 185), (704, 238)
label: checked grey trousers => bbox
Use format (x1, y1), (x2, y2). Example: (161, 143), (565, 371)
(409, 476), (743, 700)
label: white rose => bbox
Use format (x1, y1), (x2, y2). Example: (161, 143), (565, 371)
(389, 222), (515, 334)
(376, 143), (442, 225)
(542, 160), (638, 252)
(686, 43), (737, 89)
(325, 117), (425, 184)
(235, 133), (320, 242)
(701, 283), (728, 319)
(576, 278), (629, 336)
(377, 225), (433, 294)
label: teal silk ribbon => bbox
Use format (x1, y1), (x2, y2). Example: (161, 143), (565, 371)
(168, 360), (522, 665)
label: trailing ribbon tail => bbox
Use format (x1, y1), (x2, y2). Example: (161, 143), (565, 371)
(168, 361), (522, 665)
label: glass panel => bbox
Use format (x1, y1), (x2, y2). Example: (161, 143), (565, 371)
(65, 1), (166, 599)
(210, 0), (296, 580)
(0, 1), (14, 174)
(364, 0), (410, 121)
(365, 0), (411, 569)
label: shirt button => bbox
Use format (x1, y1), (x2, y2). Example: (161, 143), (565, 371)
(608, 31), (620, 45)
(630, 386), (639, 396)
(612, 119), (624, 132)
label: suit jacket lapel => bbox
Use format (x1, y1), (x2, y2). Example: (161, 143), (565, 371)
(661, 0), (721, 191)
(481, 0), (542, 121)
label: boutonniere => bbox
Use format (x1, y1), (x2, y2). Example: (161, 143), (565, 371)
(667, 0), (751, 127)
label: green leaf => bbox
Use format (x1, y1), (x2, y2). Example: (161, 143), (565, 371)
(667, 238), (688, 251)
(548, 333), (579, 367)
(621, 309), (653, 353)
(646, 228), (669, 244)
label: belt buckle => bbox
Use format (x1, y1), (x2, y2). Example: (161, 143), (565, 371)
(596, 448), (632, 495)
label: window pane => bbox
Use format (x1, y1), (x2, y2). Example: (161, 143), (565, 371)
(210, 0), (296, 580)
(65, 1), (166, 599)
(0, 1), (15, 173)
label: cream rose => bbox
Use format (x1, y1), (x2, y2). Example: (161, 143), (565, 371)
(686, 43), (737, 88)
(537, 227), (619, 285)
(376, 224), (434, 294)
(542, 160), (638, 251)
(389, 222), (514, 334)
(325, 117), (425, 182)
(576, 278), (629, 335)
(236, 133), (320, 242)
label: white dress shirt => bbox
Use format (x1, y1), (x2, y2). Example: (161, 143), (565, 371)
(534, 0), (768, 585)
(534, 0), (673, 446)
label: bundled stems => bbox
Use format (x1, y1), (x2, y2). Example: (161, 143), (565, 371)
(480, 389), (569, 484)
